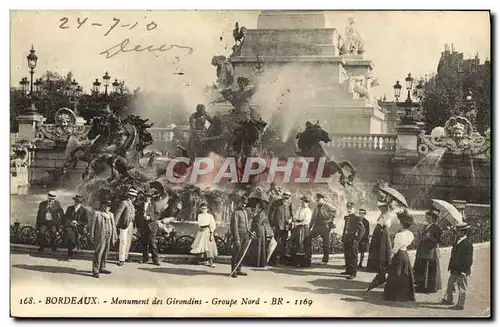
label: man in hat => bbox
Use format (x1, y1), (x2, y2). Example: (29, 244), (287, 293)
(268, 191), (293, 265)
(90, 200), (118, 278)
(35, 191), (65, 252)
(341, 202), (365, 279)
(230, 196), (252, 278)
(309, 193), (337, 264)
(441, 223), (473, 310)
(135, 190), (160, 265)
(115, 188), (137, 266)
(63, 195), (92, 260)
(357, 208), (370, 269)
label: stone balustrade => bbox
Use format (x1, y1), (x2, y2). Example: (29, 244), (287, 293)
(327, 133), (398, 151)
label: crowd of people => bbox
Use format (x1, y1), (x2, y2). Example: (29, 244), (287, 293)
(34, 186), (474, 310)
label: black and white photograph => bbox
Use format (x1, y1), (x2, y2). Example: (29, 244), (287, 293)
(9, 9), (491, 318)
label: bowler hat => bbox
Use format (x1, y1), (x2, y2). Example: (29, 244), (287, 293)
(316, 193), (325, 199)
(397, 210), (414, 225)
(72, 195), (84, 203)
(282, 191), (291, 198)
(346, 201), (355, 208)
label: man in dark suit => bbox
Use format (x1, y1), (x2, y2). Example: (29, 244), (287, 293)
(358, 208), (370, 269)
(135, 191), (160, 265)
(63, 194), (92, 260)
(309, 193), (337, 264)
(230, 197), (252, 278)
(441, 223), (474, 310)
(268, 191), (293, 265)
(341, 202), (365, 279)
(35, 192), (65, 252)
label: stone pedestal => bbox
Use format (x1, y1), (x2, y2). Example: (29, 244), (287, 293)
(16, 111), (46, 142)
(394, 124), (421, 159)
(222, 10), (387, 135)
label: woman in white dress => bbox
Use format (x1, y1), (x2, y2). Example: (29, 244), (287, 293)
(383, 210), (416, 302)
(190, 203), (218, 267)
(289, 196), (313, 267)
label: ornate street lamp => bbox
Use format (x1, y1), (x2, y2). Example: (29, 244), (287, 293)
(404, 73), (414, 103)
(92, 78), (101, 95)
(102, 72), (111, 95)
(112, 78), (120, 93)
(26, 45), (38, 95)
(33, 78), (42, 93)
(394, 73), (421, 125)
(19, 77), (29, 94)
(416, 78), (424, 101)
(393, 80), (402, 102)
(465, 89), (477, 131)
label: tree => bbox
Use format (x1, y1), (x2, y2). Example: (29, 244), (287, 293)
(10, 70), (142, 128)
(422, 66), (491, 133)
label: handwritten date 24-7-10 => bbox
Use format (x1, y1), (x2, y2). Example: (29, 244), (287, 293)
(59, 17), (158, 37)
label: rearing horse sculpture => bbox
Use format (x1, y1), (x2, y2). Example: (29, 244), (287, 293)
(61, 115), (138, 182)
(296, 123), (356, 187)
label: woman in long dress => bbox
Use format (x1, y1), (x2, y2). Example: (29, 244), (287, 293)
(190, 203), (218, 267)
(414, 210), (442, 293)
(246, 198), (271, 268)
(289, 196), (313, 267)
(384, 210), (416, 302)
(366, 199), (397, 273)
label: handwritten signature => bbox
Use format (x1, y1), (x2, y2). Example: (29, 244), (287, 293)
(100, 38), (193, 59)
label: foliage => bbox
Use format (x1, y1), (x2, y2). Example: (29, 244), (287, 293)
(422, 66), (491, 133)
(10, 70), (141, 127)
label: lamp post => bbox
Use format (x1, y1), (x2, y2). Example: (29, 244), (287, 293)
(102, 72), (111, 96)
(92, 78), (101, 96)
(26, 45), (38, 96)
(393, 73), (421, 125)
(19, 77), (29, 95)
(112, 78), (120, 93)
(65, 79), (82, 115)
(465, 89), (478, 132)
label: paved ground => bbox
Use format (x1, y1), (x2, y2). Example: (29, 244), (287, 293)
(10, 245), (490, 318)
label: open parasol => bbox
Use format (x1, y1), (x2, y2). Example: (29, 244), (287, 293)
(431, 199), (464, 226)
(379, 187), (409, 208)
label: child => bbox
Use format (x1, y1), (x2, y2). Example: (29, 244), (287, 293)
(190, 203), (218, 267)
(441, 223), (473, 310)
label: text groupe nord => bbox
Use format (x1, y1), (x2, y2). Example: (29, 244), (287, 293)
(166, 156), (333, 184)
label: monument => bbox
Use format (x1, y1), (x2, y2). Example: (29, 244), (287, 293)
(210, 11), (387, 135)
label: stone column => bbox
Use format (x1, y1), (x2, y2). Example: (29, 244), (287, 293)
(394, 124), (421, 159)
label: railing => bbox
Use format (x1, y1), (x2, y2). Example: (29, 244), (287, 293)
(10, 219), (490, 256)
(327, 133), (397, 151)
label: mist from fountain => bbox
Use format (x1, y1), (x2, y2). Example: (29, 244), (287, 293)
(401, 148), (446, 208)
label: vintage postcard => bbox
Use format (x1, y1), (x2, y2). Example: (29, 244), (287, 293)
(10, 10), (491, 318)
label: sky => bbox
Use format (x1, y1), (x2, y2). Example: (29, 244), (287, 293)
(10, 10), (490, 103)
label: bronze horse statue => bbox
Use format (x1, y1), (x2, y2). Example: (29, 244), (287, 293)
(296, 123), (356, 187)
(61, 115), (138, 182)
